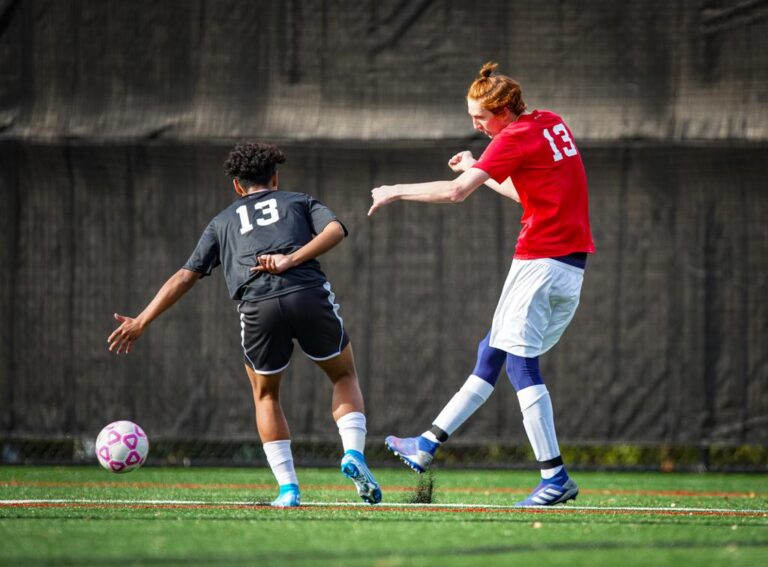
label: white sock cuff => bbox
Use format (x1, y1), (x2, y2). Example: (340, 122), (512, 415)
(517, 384), (549, 411)
(336, 411), (367, 433)
(263, 440), (293, 466)
(462, 375), (495, 402)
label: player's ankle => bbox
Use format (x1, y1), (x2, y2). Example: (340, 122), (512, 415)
(343, 449), (366, 460)
(541, 466), (567, 481)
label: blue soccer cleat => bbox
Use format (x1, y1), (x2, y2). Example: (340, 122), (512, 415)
(271, 483), (301, 507)
(515, 470), (579, 507)
(340, 450), (382, 504)
(385, 435), (439, 474)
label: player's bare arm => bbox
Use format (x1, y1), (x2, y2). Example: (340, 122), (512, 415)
(108, 268), (202, 354)
(251, 220), (346, 275)
(368, 167), (490, 216)
(449, 150), (520, 203)
(490, 178), (520, 203)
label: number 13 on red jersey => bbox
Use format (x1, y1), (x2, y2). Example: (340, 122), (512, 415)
(542, 123), (578, 162)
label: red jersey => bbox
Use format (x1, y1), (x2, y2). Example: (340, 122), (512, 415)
(472, 110), (595, 259)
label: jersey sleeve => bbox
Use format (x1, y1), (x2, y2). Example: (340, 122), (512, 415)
(472, 134), (524, 183)
(183, 221), (221, 277)
(307, 196), (348, 236)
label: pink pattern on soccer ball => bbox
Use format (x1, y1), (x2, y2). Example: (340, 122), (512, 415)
(123, 433), (138, 449)
(107, 430), (122, 445)
(110, 461), (125, 472)
(135, 426), (146, 438)
(98, 447), (110, 461)
(125, 451), (141, 465)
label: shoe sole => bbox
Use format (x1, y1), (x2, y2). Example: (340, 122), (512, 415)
(384, 441), (427, 474)
(341, 461), (382, 504)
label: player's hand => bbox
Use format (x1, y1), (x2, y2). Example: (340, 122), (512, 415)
(251, 254), (295, 274)
(448, 151), (476, 173)
(108, 313), (144, 354)
(368, 185), (397, 216)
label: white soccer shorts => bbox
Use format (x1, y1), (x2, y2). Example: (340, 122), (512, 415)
(489, 258), (584, 358)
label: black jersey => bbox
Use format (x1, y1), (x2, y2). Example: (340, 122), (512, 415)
(183, 190), (347, 302)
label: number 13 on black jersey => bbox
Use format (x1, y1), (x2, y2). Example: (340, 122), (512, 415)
(236, 198), (280, 234)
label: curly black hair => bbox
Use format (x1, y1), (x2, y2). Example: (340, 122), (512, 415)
(223, 142), (287, 187)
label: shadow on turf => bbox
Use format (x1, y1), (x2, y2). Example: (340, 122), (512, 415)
(8, 540), (768, 565)
(16, 513), (768, 529)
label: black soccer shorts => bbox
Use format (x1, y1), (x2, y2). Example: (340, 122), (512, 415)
(237, 283), (350, 374)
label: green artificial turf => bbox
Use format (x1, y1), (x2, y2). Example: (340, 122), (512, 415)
(1, 465), (766, 566)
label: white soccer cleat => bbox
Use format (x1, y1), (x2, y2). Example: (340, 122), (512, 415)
(340, 450), (382, 504)
(515, 471), (579, 506)
(384, 435), (438, 474)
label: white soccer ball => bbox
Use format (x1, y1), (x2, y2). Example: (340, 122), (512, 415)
(95, 420), (149, 473)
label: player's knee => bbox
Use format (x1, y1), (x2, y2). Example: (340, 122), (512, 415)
(506, 354), (544, 392)
(461, 375), (495, 403)
(471, 332), (505, 385)
(250, 378), (281, 401)
(316, 345), (358, 385)
(327, 370), (358, 387)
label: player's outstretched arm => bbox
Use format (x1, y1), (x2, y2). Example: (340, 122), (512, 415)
(108, 268), (201, 354)
(252, 220), (345, 275)
(367, 167), (489, 216)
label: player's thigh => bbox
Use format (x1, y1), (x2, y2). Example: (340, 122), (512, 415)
(279, 283), (350, 362)
(490, 260), (555, 357)
(313, 343), (358, 384)
(540, 265), (584, 354)
(539, 296), (580, 354)
(244, 364), (284, 399)
(238, 299), (294, 374)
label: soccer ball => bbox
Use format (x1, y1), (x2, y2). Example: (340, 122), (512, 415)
(95, 420), (149, 473)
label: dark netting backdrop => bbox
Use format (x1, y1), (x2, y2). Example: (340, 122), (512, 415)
(0, 1), (766, 469)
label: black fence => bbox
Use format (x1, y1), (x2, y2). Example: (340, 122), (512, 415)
(1, 1), (767, 469)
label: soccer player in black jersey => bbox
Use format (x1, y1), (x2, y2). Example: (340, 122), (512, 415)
(108, 142), (381, 507)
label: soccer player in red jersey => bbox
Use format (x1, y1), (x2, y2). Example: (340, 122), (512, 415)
(370, 62), (594, 506)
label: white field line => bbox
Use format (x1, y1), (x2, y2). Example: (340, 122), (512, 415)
(1, 498), (766, 515)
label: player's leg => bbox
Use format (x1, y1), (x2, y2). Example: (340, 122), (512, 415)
(238, 299), (299, 507)
(511, 261), (584, 505)
(315, 342), (365, 422)
(244, 365), (300, 507)
(429, 330), (504, 442)
(314, 344), (381, 504)
(245, 366), (291, 441)
(507, 355), (578, 506)
(385, 330), (504, 472)
(286, 284), (381, 504)
(490, 258), (582, 506)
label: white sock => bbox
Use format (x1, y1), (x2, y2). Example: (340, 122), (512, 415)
(422, 431), (440, 443)
(517, 384), (563, 479)
(430, 375), (495, 438)
(263, 440), (299, 486)
(336, 411), (366, 453)
(540, 465), (563, 480)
